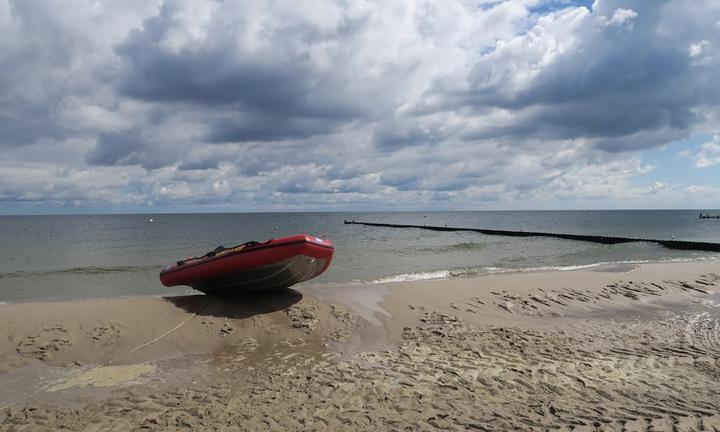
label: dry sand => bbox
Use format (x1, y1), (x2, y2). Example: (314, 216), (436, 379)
(2, 261), (720, 431)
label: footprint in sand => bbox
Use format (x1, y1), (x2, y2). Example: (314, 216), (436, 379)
(329, 304), (360, 327)
(280, 337), (307, 347)
(218, 322), (235, 337)
(200, 319), (215, 334)
(89, 324), (122, 345)
(16, 324), (74, 360)
(325, 329), (351, 344)
(285, 305), (320, 333)
(199, 318), (236, 337)
(237, 337), (259, 352)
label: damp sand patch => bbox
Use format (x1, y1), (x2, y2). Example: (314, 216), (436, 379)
(48, 364), (156, 392)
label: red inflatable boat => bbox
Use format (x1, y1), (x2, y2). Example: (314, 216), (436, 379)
(160, 234), (334, 294)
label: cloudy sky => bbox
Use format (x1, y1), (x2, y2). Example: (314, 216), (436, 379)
(1, 0), (719, 214)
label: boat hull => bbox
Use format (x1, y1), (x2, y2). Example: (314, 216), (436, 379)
(159, 235), (334, 294)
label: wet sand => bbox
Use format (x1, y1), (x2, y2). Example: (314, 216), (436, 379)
(2, 261), (720, 431)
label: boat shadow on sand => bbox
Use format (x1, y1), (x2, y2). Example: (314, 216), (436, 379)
(163, 288), (303, 319)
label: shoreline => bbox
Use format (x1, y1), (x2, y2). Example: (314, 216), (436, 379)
(2, 260), (720, 430)
(2, 255), (717, 306)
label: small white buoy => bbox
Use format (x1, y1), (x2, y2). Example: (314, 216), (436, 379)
(149, 218), (154, 223)
(274, 225), (279, 231)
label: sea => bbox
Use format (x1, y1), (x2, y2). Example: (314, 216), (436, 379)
(1, 210), (719, 303)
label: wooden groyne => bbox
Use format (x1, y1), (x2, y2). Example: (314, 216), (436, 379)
(344, 220), (720, 253)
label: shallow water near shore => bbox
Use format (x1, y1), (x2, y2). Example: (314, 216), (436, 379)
(1, 210), (719, 302)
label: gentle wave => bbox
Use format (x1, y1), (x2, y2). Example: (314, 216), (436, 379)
(417, 242), (486, 253)
(368, 256), (718, 284)
(0, 265), (162, 279)
(373, 270), (452, 283)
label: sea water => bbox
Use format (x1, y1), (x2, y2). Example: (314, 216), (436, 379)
(1, 210), (719, 302)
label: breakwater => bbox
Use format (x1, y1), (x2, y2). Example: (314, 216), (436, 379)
(344, 220), (720, 253)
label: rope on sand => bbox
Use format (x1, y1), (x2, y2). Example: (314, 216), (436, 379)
(1, 299), (211, 413)
(0, 387), (46, 412)
(130, 301), (210, 353)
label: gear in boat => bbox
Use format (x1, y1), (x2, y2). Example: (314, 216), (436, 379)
(159, 234), (334, 294)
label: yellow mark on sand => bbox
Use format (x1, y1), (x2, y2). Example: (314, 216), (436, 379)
(48, 364), (156, 392)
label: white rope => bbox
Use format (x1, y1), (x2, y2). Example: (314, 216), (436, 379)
(0, 387), (45, 412)
(1, 299), (210, 413)
(130, 303), (209, 353)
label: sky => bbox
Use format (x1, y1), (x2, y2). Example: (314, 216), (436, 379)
(0, 0), (719, 214)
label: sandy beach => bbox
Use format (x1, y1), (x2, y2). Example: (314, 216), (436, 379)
(2, 261), (720, 431)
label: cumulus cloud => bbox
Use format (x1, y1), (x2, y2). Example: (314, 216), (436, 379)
(0, 161), (144, 204)
(598, 7), (638, 27)
(447, 0), (718, 151)
(0, 0), (719, 212)
(691, 135), (720, 168)
(112, 0), (471, 145)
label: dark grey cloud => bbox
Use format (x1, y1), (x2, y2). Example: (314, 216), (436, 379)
(373, 119), (452, 151)
(113, 1), (377, 144)
(86, 130), (175, 169)
(0, 101), (65, 146)
(85, 130), (144, 165)
(0, 0), (159, 148)
(0, 1), (73, 146)
(205, 114), (338, 143)
(177, 159), (219, 171)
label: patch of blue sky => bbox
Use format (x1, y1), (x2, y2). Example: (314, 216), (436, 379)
(508, 0), (594, 35)
(635, 134), (720, 187)
(528, 0), (594, 15)
(476, 0), (592, 14)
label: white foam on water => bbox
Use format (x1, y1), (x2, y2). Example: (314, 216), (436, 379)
(482, 263), (603, 274)
(373, 270), (451, 283)
(366, 255), (719, 285)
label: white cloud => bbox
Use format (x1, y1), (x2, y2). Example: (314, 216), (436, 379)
(598, 8), (638, 27)
(689, 40), (713, 66)
(0, 161), (143, 204)
(689, 40), (710, 57)
(692, 134), (720, 168)
(0, 0), (719, 212)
